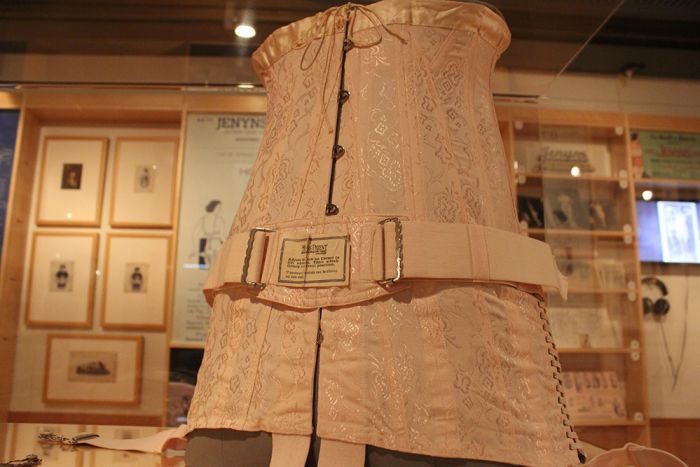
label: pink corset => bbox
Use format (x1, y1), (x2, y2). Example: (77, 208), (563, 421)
(202, 0), (566, 310)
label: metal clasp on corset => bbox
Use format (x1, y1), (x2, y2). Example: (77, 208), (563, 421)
(295, 3), (407, 217)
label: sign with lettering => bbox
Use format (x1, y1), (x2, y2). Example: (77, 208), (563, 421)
(514, 125), (611, 176)
(171, 113), (265, 345)
(633, 130), (700, 180)
(276, 233), (350, 287)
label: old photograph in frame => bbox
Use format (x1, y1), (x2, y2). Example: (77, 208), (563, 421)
(36, 136), (109, 226)
(109, 136), (179, 228)
(101, 233), (172, 331)
(43, 333), (143, 406)
(25, 232), (98, 328)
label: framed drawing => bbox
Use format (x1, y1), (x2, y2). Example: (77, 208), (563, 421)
(109, 136), (179, 228)
(25, 232), (98, 328)
(101, 233), (172, 330)
(43, 333), (143, 406)
(36, 136), (109, 226)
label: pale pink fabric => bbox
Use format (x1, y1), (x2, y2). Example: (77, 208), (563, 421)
(187, 1), (584, 465)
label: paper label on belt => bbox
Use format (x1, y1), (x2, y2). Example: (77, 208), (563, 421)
(276, 233), (350, 287)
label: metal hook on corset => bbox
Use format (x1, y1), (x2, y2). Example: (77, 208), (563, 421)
(297, 3), (409, 134)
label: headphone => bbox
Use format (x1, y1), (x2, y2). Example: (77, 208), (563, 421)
(642, 276), (670, 317)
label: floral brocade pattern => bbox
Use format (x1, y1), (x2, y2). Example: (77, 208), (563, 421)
(188, 2), (581, 466)
(189, 283), (579, 466)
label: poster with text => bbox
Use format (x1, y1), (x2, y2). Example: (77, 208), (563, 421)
(636, 130), (700, 180)
(171, 113), (265, 345)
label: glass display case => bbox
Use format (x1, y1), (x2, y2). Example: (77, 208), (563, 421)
(500, 106), (651, 449)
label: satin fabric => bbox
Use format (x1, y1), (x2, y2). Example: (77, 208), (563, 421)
(187, 1), (584, 465)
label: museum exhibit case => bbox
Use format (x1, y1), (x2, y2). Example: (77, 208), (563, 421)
(0, 0), (698, 465)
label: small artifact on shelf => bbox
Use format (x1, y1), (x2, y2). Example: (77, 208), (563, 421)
(562, 371), (627, 420)
(548, 307), (621, 348)
(594, 259), (627, 289)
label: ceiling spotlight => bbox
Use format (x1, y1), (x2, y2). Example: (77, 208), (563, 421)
(570, 166), (581, 177)
(642, 190), (653, 201)
(235, 24), (256, 39)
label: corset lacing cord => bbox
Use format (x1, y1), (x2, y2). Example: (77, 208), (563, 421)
(290, 2), (407, 218)
(536, 300), (588, 464)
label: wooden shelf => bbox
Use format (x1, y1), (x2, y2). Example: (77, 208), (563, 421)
(573, 419), (647, 427)
(515, 172), (626, 183)
(558, 347), (633, 355)
(526, 228), (633, 239)
(561, 287), (636, 295)
(634, 177), (700, 189)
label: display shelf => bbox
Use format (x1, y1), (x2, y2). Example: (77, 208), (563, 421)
(558, 347), (633, 355)
(573, 419), (647, 427)
(563, 288), (635, 295)
(634, 177), (700, 189)
(526, 228), (633, 239)
(515, 172), (626, 183)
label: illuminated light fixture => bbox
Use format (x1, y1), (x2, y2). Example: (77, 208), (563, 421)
(66, 212), (73, 219)
(570, 166), (581, 177)
(642, 190), (653, 201)
(237, 83), (255, 89)
(235, 24), (256, 38)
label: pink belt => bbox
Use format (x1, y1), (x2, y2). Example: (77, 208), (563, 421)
(202, 217), (568, 307)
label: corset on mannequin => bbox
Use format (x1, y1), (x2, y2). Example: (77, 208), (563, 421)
(185, 0), (585, 466)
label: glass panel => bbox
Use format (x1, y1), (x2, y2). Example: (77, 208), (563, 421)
(0, 0), (624, 98)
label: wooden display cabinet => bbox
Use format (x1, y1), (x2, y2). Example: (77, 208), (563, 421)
(498, 106), (651, 448)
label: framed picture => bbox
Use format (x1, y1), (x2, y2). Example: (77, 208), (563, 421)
(25, 232), (98, 328)
(8, 423), (84, 466)
(594, 259), (627, 289)
(517, 195), (545, 228)
(43, 334), (143, 406)
(543, 188), (590, 230)
(109, 136), (179, 228)
(101, 233), (172, 330)
(87, 425), (161, 467)
(589, 199), (619, 230)
(36, 136), (109, 226)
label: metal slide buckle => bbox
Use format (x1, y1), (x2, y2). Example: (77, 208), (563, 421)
(241, 227), (274, 288)
(378, 217), (403, 286)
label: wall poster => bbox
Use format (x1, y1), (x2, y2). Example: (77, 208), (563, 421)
(633, 130), (700, 180)
(171, 113), (264, 345)
(0, 110), (20, 262)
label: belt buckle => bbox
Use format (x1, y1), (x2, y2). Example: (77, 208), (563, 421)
(378, 217), (403, 286)
(241, 227), (274, 288)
